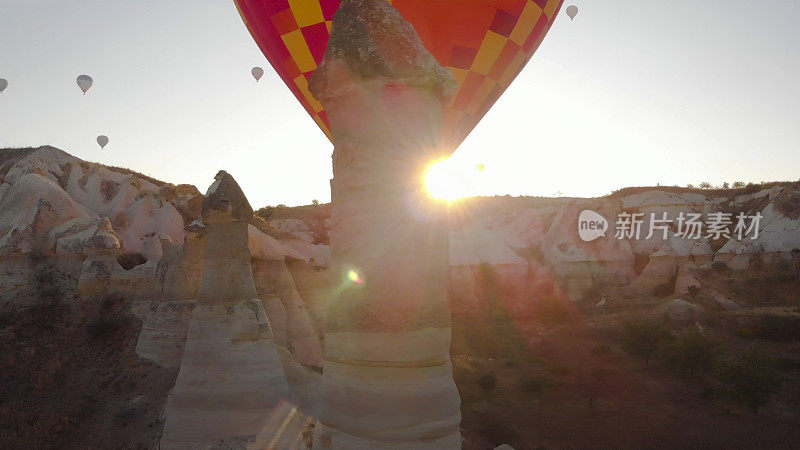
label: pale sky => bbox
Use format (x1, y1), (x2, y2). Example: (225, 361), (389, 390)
(1, 0), (798, 207)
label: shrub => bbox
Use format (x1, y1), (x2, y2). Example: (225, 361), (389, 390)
(584, 368), (608, 409)
(591, 343), (611, 356)
(733, 327), (757, 339)
(87, 318), (122, 341)
(720, 348), (783, 413)
(477, 373), (498, 393)
(711, 261), (729, 272)
(34, 264), (61, 305)
(751, 315), (800, 342)
(621, 318), (671, 364)
(536, 297), (573, 324)
(742, 183), (760, 194)
(255, 206), (275, 220)
(697, 383), (726, 400)
(519, 375), (546, 393)
(774, 190), (800, 220)
(657, 329), (719, 378)
(478, 414), (520, 446)
(774, 357), (800, 372)
(308, 212), (329, 245)
(687, 285), (700, 299)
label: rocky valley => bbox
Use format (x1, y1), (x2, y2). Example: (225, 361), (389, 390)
(1, 146), (799, 448)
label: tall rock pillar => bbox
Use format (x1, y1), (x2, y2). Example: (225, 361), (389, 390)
(309, 0), (461, 447)
(160, 171), (298, 449)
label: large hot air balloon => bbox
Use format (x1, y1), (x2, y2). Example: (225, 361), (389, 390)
(234, 0), (563, 147)
(252, 66), (265, 81)
(77, 75), (93, 95)
(566, 5), (578, 20)
(0, 79), (7, 94)
(97, 135), (109, 149)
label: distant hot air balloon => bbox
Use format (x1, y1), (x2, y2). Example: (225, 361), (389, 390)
(0, 78), (7, 94)
(566, 5), (578, 20)
(251, 66), (264, 82)
(76, 75), (93, 95)
(233, 0), (564, 148)
(97, 135), (109, 149)
(476, 163), (485, 173)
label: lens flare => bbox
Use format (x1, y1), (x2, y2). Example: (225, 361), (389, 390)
(347, 269), (364, 285)
(425, 158), (478, 201)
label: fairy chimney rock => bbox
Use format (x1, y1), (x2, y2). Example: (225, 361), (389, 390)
(309, 0), (456, 103)
(202, 170), (253, 223)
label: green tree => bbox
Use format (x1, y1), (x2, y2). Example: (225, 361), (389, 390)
(622, 318), (671, 364)
(657, 329), (718, 378)
(721, 348), (782, 413)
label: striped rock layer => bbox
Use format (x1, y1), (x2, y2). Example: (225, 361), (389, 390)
(310, 1), (461, 447)
(160, 171), (299, 448)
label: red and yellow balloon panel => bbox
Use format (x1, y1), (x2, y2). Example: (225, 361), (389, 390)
(234, 0), (563, 148)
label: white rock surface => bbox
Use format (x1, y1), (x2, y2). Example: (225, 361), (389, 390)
(654, 299), (703, 322)
(309, 1), (461, 446)
(674, 262), (702, 298)
(160, 171), (298, 448)
(711, 292), (743, 311)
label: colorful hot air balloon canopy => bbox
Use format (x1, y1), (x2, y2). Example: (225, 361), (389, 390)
(234, 0), (563, 148)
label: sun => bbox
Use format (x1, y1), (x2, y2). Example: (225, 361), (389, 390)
(425, 158), (479, 201)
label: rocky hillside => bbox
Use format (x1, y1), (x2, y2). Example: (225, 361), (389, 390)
(4, 146), (797, 312)
(268, 180), (800, 305)
(0, 146), (328, 308)
(1, 146), (798, 448)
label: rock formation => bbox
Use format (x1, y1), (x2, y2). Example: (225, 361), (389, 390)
(160, 171), (298, 448)
(2, 143), (799, 447)
(75, 218), (124, 298)
(2, 145), (797, 316)
(249, 224), (324, 369)
(309, 1), (461, 447)
(0, 146), (202, 308)
(542, 202), (635, 300)
(164, 219), (208, 301)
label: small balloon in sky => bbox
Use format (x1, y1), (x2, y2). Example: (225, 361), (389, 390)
(0, 78), (7, 93)
(97, 135), (109, 149)
(251, 67), (264, 82)
(476, 163), (485, 173)
(566, 5), (579, 20)
(76, 75), (93, 95)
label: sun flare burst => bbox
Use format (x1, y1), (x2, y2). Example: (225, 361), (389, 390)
(424, 158), (482, 201)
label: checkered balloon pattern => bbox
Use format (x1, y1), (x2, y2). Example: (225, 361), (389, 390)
(235, 0), (564, 148)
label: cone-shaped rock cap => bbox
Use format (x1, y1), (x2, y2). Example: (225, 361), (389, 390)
(201, 170), (253, 222)
(309, 0), (456, 102)
(84, 218), (121, 253)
